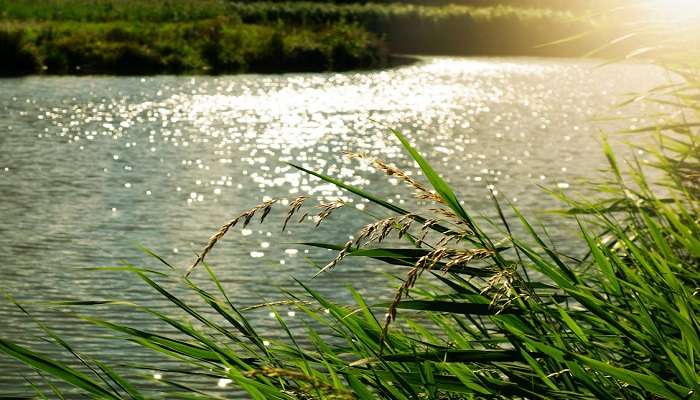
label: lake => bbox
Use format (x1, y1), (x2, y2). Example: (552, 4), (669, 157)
(0, 57), (664, 395)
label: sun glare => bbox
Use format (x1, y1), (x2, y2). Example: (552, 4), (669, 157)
(646, 0), (700, 21)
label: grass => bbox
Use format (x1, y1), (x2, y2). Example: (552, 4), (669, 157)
(0, 0), (619, 75)
(4, 111), (698, 398)
(227, 2), (604, 56)
(0, 0), (580, 23)
(1, 9), (699, 400)
(0, 0), (235, 22)
(0, 19), (387, 75)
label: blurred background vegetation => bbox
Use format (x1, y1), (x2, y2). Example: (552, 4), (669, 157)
(0, 0), (636, 76)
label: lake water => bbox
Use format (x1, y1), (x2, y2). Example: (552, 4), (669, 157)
(0, 57), (664, 395)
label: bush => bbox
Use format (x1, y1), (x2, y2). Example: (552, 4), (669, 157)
(4, 19), (387, 75)
(0, 29), (40, 76)
(39, 32), (164, 74)
(0, 0), (621, 62)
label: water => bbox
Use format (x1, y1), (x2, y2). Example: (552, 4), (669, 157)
(0, 57), (664, 395)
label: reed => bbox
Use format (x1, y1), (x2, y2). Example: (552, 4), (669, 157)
(1, 9), (698, 400)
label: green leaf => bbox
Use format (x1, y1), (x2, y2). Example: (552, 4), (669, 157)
(384, 300), (520, 315)
(389, 129), (472, 225)
(0, 339), (120, 399)
(380, 349), (527, 363)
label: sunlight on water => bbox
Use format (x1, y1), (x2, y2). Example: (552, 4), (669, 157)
(0, 57), (666, 394)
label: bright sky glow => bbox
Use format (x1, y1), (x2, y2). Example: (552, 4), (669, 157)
(645, 0), (700, 21)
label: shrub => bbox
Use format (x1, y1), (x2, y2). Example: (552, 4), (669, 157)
(6, 19), (387, 75)
(39, 32), (164, 74)
(0, 28), (40, 76)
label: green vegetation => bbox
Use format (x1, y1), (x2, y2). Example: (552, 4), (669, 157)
(227, 2), (602, 56)
(1, 16), (699, 399)
(0, 0), (608, 76)
(0, 19), (386, 75)
(0, 0), (623, 20)
(0, 0), (241, 22)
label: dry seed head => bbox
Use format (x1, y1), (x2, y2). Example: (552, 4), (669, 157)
(239, 199), (277, 228)
(442, 248), (494, 271)
(314, 240), (353, 277)
(344, 151), (443, 204)
(380, 247), (449, 347)
(353, 216), (411, 246)
(480, 265), (528, 313)
(380, 246), (491, 346)
(282, 195), (308, 231)
(374, 159), (443, 203)
(423, 247), (449, 270)
(354, 217), (391, 246)
(297, 212), (309, 224)
(435, 232), (456, 248)
(435, 230), (471, 247)
(374, 218), (396, 243)
(432, 207), (468, 226)
(258, 200), (275, 223)
(397, 215), (414, 238)
(416, 219), (437, 247)
(185, 199), (277, 277)
(314, 199), (345, 227)
(186, 217), (240, 277)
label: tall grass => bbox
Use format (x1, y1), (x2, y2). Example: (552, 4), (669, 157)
(0, 19), (387, 75)
(0, 0), (587, 22)
(228, 2), (603, 56)
(1, 10), (699, 400)
(0, 0), (235, 22)
(234, 0), (625, 9)
(0, 0), (611, 67)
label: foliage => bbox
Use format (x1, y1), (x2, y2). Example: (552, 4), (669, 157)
(0, 0), (235, 22)
(0, 19), (386, 75)
(0, 28), (40, 75)
(1, 6), (699, 400)
(0, 0), (612, 75)
(0, 0), (585, 22)
(227, 2), (603, 56)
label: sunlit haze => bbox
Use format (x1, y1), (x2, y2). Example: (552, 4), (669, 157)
(645, 0), (700, 21)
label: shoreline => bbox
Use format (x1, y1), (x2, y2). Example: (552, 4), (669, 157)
(0, 2), (619, 77)
(0, 54), (655, 79)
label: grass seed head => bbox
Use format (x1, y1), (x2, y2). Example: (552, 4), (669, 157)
(186, 199), (277, 277)
(345, 151), (444, 204)
(282, 195), (309, 231)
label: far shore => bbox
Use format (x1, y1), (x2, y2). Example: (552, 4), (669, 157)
(1, 1), (631, 77)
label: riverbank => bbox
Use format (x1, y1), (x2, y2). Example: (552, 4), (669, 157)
(0, 0), (610, 76)
(1, 19), (387, 76)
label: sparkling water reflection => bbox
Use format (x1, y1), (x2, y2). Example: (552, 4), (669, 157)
(0, 57), (664, 395)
